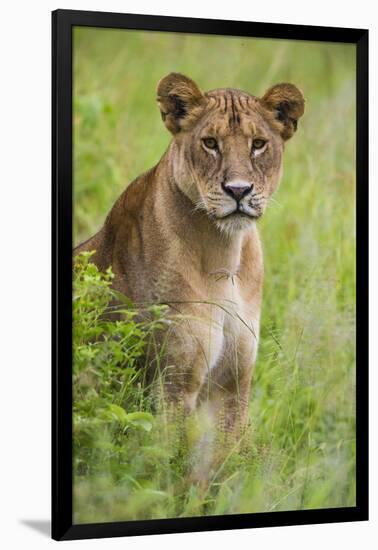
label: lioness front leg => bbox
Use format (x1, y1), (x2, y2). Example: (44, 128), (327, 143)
(161, 349), (209, 415)
(159, 311), (224, 414)
(209, 365), (253, 444)
(192, 338), (256, 485)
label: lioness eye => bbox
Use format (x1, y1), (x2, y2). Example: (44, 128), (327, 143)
(202, 137), (218, 150)
(252, 138), (267, 150)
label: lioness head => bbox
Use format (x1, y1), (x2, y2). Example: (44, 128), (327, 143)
(157, 73), (305, 233)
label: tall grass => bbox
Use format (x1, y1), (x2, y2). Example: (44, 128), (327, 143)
(73, 27), (356, 523)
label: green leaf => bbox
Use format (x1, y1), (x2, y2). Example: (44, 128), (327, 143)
(124, 411), (154, 432)
(106, 404), (128, 424)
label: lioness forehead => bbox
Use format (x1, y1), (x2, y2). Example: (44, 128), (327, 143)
(206, 88), (257, 106)
(202, 88), (270, 135)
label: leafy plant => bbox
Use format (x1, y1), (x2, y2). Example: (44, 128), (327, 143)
(73, 253), (170, 485)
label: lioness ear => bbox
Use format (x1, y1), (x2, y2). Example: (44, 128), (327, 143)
(157, 73), (206, 134)
(260, 83), (305, 140)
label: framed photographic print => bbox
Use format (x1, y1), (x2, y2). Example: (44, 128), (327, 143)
(52, 9), (368, 541)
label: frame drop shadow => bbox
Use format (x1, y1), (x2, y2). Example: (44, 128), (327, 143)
(20, 519), (50, 537)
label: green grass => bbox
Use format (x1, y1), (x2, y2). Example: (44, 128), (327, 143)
(73, 27), (356, 523)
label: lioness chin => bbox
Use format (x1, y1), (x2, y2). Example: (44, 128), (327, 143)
(75, 73), (305, 483)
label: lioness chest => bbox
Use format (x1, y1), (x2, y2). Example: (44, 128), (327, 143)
(146, 249), (261, 375)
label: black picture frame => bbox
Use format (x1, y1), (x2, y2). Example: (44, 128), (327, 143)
(52, 8), (369, 541)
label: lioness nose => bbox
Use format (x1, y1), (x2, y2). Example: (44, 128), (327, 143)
(223, 180), (253, 201)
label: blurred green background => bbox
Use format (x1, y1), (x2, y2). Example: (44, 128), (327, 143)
(73, 27), (356, 522)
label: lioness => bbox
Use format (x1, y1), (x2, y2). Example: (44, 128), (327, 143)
(76, 73), (304, 471)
